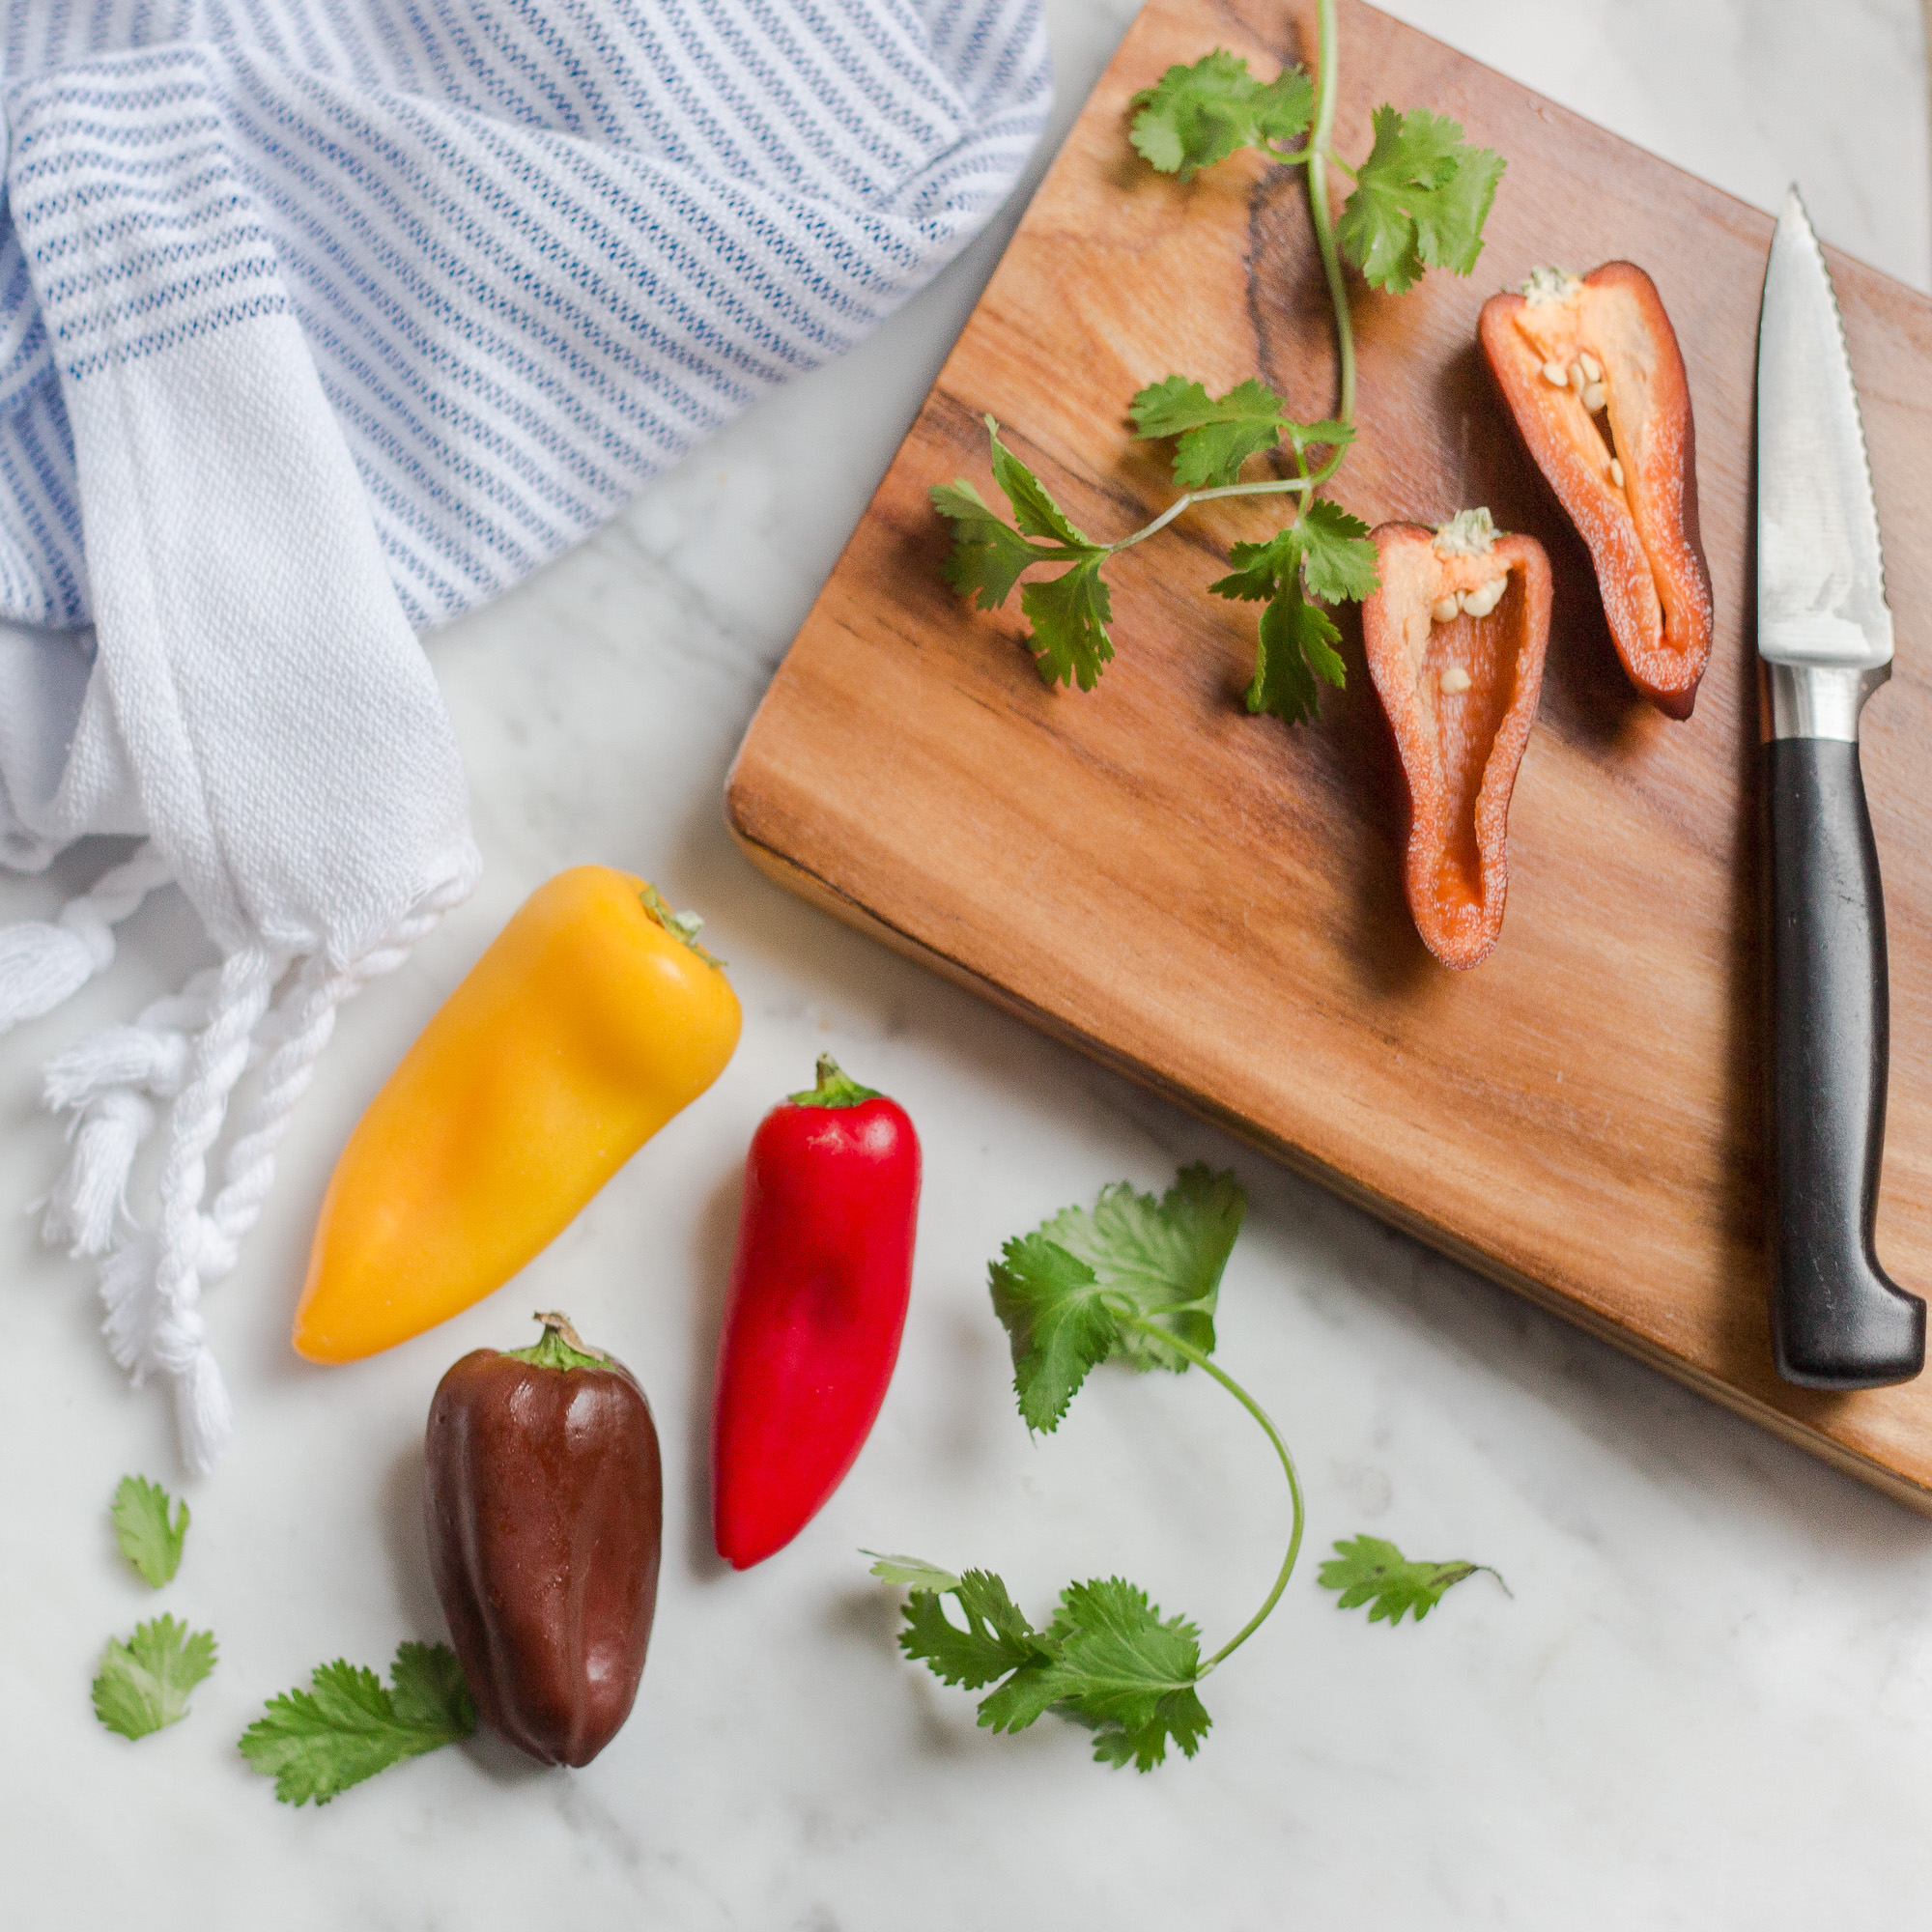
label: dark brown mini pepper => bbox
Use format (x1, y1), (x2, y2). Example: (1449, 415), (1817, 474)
(425, 1312), (663, 1767)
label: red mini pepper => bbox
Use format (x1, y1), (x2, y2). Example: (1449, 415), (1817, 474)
(712, 1056), (922, 1569)
(1480, 262), (1713, 718)
(1362, 510), (1552, 970)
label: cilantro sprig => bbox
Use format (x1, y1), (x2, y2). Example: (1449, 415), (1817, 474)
(931, 0), (1504, 724)
(870, 1166), (1302, 1771)
(936, 391), (1371, 714)
(871, 1167), (1505, 1769)
(239, 1642), (476, 1805)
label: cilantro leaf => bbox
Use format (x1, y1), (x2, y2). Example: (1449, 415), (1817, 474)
(1337, 106), (1505, 294)
(989, 1231), (1121, 1431)
(385, 1641), (474, 1732)
(1293, 497), (1379, 603)
(1209, 526), (1300, 606)
(1318, 1536), (1504, 1625)
(1210, 524), (1355, 724)
(1020, 556), (1115, 692)
(1409, 135), (1506, 281)
(870, 1167), (1296, 1774)
(986, 418), (1091, 549)
(879, 1563), (1210, 1772)
(899, 1570), (1053, 1690)
(990, 1166), (1246, 1426)
(111, 1474), (188, 1588)
(932, 479), (1042, 611)
(1128, 50), (1314, 182)
(1208, 500), (1376, 617)
(93, 1615), (216, 1740)
(1249, 582), (1345, 724)
(932, 418), (1117, 691)
(932, 420), (1101, 610)
(1040, 1164), (1244, 1372)
(1040, 1579), (1210, 1771)
(1129, 378), (1352, 490)
(1130, 376), (1283, 489)
(239, 1642), (476, 1806)
(865, 1551), (963, 1593)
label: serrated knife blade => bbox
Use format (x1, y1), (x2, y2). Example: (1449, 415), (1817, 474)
(1757, 187), (1892, 673)
(1755, 185), (1923, 1389)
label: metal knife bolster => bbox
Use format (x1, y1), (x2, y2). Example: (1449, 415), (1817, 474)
(1762, 657), (1888, 741)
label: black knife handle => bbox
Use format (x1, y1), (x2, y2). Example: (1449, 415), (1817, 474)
(1765, 734), (1924, 1386)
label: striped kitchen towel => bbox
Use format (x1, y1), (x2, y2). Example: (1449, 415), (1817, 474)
(0, 0), (1050, 1470)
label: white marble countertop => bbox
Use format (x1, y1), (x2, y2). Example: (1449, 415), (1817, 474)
(7, 1), (1932, 1924)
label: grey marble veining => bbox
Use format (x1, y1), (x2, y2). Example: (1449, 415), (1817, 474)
(5, 2), (1932, 1925)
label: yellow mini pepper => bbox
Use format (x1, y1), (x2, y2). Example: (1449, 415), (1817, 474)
(293, 866), (741, 1363)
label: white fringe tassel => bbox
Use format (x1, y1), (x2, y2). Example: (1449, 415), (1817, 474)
(0, 844), (172, 1035)
(43, 1091), (155, 1256)
(6, 848), (478, 1473)
(41, 966), (222, 1256)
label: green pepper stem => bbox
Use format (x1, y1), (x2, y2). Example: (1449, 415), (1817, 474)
(639, 882), (726, 969)
(789, 1053), (883, 1108)
(505, 1312), (611, 1372)
(1120, 1316), (1304, 1675)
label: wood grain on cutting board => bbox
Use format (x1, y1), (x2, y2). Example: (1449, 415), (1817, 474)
(725, 0), (1932, 1508)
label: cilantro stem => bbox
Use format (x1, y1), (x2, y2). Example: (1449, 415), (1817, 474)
(1110, 474), (1311, 552)
(1305, 0), (1355, 427)
(1109, 456), (1350, 555)
(1120, 1317), (1304, 1673)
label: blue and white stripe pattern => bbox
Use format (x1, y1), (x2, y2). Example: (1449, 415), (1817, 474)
(0, 0), (1050, 632)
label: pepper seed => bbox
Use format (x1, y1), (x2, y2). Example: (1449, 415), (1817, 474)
(1582, 382), (1606, 412)
(1460, 576), (1507, 618)
(1431, 594), (1461, 624)
(1439, 666), (1472, 694)
(1541, 359), (1569, 386)
(1609, 458), (1625, 488)
(1578, 352), (1603, 384)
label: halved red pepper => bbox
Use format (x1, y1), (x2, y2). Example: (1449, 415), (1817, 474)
(712, 1057), (921, 1569)
(1362, 510), (1552, 970)
(1480, 263), (1713, 718)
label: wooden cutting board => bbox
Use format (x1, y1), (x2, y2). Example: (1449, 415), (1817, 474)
(725, 0), (1932, 1509)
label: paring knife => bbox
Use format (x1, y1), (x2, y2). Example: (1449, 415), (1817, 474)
(1757, 186), (1925, 1386)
